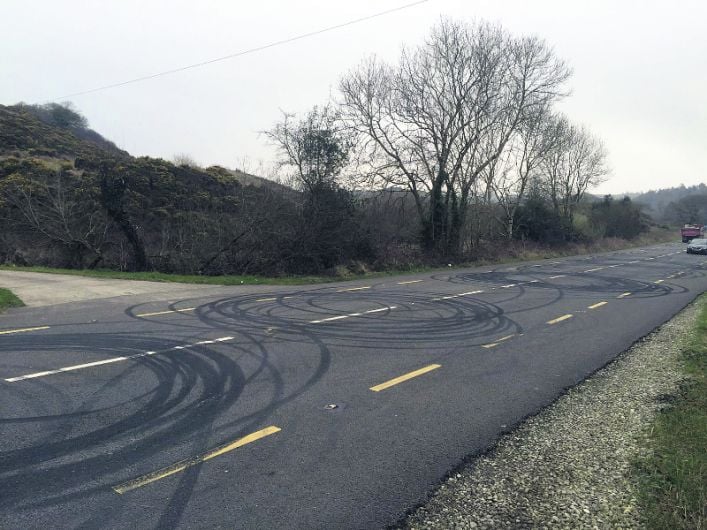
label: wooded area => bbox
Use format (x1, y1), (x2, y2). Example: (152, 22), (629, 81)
(0, 20), (684, 277)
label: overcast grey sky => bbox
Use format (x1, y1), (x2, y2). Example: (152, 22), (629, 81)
(2, 0), (705, 194)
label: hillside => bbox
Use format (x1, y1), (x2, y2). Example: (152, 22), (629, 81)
(0, 104), (286, 191)
(0, 103), (306, 274)
(0, 103), (129, 160)
(202, 164), (293, 194)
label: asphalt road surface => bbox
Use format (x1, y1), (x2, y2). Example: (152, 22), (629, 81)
(1, 242), (705, 529)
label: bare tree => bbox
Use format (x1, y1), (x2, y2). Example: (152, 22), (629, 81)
(540, 116), (608, 222)
(340, 19), (570, 254)
(0, 164), (109, 268)
(490, 107), (557, 238)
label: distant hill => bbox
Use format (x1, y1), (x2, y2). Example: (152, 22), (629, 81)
(632, 184), (707, 222)
(202, 164), (293, 195)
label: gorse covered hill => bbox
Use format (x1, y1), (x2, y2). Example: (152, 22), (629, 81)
(0, 103), (367, 275)
(0, 102), (128, 158)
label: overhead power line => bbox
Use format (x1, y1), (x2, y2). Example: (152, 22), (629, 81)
(48, 0), (429, 102)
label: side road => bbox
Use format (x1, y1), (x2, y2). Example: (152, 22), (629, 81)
(402, 297), (700, 529)
(0, 270), (226, 307)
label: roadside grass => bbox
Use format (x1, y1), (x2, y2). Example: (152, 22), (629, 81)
(0, 288), (24, 312)
(0, 227), (677, 286)
(0, 266), (345, 286)
(0, 265), (435, 286)
(635, 295), (707, 529)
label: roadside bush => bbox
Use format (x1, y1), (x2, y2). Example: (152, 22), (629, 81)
(589, 195), (649, 240)
(514, 195), (574, 243)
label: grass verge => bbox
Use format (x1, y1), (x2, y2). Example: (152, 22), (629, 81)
(634, 295), (707, 529)
(0, 288), (24, 312)
(0, 266), (346, 286)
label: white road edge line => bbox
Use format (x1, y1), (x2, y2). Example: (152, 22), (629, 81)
(309, 306), (397, 324)
(4, 337), (236, 383)
(336, 286), (371, 292)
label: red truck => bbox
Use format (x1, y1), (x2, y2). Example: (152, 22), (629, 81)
(681, 224), (705, 243)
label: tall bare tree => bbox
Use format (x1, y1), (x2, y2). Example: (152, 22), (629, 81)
(490, 107), (557, 238)
(340, 19), (570, 253)
(540, 116), (608, 222)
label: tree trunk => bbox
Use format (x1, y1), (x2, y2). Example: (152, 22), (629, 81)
(425, 168), (449, 252)
(99, 170), (149, 272)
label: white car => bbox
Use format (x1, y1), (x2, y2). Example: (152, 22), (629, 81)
(686, 238), (707, 254)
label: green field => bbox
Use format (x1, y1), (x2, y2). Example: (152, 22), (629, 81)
(635, 296), (707, 529)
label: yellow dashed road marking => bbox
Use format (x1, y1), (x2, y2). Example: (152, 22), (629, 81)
(370, 364), (441, 392)
(588, 301), (608, 309)
(617, 292), (632, 299)
(113, 426), (281, 494)
(547, 314), (573, 325)
(397, 280), (424, 285)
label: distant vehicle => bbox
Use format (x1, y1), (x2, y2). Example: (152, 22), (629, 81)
(681, 224), (705, 243)
(686, 238), (707, 254)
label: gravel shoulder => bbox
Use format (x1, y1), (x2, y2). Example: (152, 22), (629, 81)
(402, 300), (699, 529)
